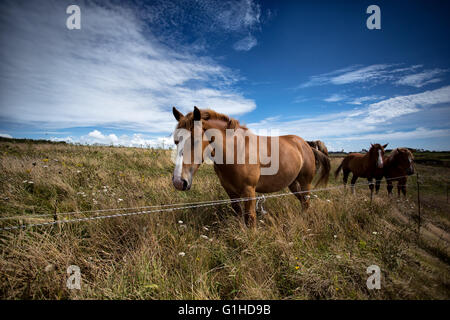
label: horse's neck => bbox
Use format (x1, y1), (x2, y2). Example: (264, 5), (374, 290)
(205, 120), (256, 165)
(363, 152), (373, 170)
(384, 154), (394, 168)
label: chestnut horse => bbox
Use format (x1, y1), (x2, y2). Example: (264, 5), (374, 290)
(375, 148), (415, 196)
(171, 106), (331, 226)
(334, 143), (388, 198)
(307, 140), (329, 156)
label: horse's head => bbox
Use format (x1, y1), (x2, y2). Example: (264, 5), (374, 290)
(392, 148), (415, 175)
(369, 143), (388, 169)
(171, 106), (214, 191)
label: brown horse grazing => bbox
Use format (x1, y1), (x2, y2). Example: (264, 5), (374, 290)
(171, 106), (331, 226)
(306, 140), (329, 156)
(374, 148), (415, 196)
(334, 143), (388, 198)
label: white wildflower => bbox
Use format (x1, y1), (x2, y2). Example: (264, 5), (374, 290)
(200, 235), (209, 240)
(178, 220), (184, 224)
(44, 264), (55, 272)
(178, 252), (186, 257)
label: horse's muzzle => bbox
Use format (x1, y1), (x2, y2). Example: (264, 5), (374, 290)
(407, 167), (414, 175)
(172, 176), (190, 191)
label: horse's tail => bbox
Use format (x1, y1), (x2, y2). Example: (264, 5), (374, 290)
(334, 160), (344, 179)
(312, 148), (330, 187)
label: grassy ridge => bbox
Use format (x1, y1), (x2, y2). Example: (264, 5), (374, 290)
(0, 142), (449, 299)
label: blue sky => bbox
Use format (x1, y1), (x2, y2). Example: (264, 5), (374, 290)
(0, 0), (449, 151)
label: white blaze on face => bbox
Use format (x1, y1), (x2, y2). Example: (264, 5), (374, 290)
(377, 149), (383, 168)
(173, 139), (185, 181)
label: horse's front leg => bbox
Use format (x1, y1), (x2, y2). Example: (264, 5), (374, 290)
(225, 189), (242, 216)
(387, 180), (393, 196)
(398, 178), (407, 197)
(368, 177), (374, 201)
(350, 175), (358, 194)
(375, 178), (382, 194)
(242, 186), (257, 227)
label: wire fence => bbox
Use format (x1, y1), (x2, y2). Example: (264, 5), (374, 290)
(1, 173), (440, 232)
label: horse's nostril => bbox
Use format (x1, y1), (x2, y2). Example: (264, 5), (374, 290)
(182, 179), (188, 191)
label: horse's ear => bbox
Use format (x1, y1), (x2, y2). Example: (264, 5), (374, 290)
(383, 143), (388, 149)
(172, 106), (183, 121)
(193, 106), (201, 121)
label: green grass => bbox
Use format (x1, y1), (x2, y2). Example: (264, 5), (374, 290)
(0, 142), (449, 299)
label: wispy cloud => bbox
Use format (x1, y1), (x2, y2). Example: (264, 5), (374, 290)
(299, 64), (392, 88)
(140, 0), (263, 52)
(348, 95), (385, 105)
(298, 64), (444, 89)
(324, 94), (347, 102)
(395, 68), (448, 87)
(248, 85), (450, 150)
(0, 0), (257, 133)
(366, 85), (450, 123)
(233, 34), (258, 51)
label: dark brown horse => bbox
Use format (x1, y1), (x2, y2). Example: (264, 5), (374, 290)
(375, 148), (415, 196)
(171, 106), (331, 226)
(307, 140), (329, 156)
(334, 143), (388, 197)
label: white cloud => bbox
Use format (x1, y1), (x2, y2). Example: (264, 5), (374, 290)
(216, 0), (261, 32)
(247, 86), (450, 150)
(324, 94), (347, 102)
(396, 68), (447, 87)
(330, 64), (391, 85)
(0, 0), (256, 133)
(366, 85), (450, 123)
(299, 64), (393, 88)
(298, 64), (444, 89)
(52, 130), (174, 148)
(348, 95), (384, 105)
(341, 127), (450, 141)
(233, 34), (258, 51)
(0, 133), (12, 138)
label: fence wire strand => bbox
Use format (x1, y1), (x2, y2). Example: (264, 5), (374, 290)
(0, 174), (422, 232)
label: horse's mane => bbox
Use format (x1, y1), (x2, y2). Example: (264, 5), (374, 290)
(387, 148), (413, 161)
(178, 109), (247, 130)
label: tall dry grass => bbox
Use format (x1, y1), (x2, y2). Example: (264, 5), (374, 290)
(0, 141), (449, 299)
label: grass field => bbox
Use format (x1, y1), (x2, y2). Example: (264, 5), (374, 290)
(0, 141), (449, 299)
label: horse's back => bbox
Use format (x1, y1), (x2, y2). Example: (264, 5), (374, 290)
(341, 153), (368, 176)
